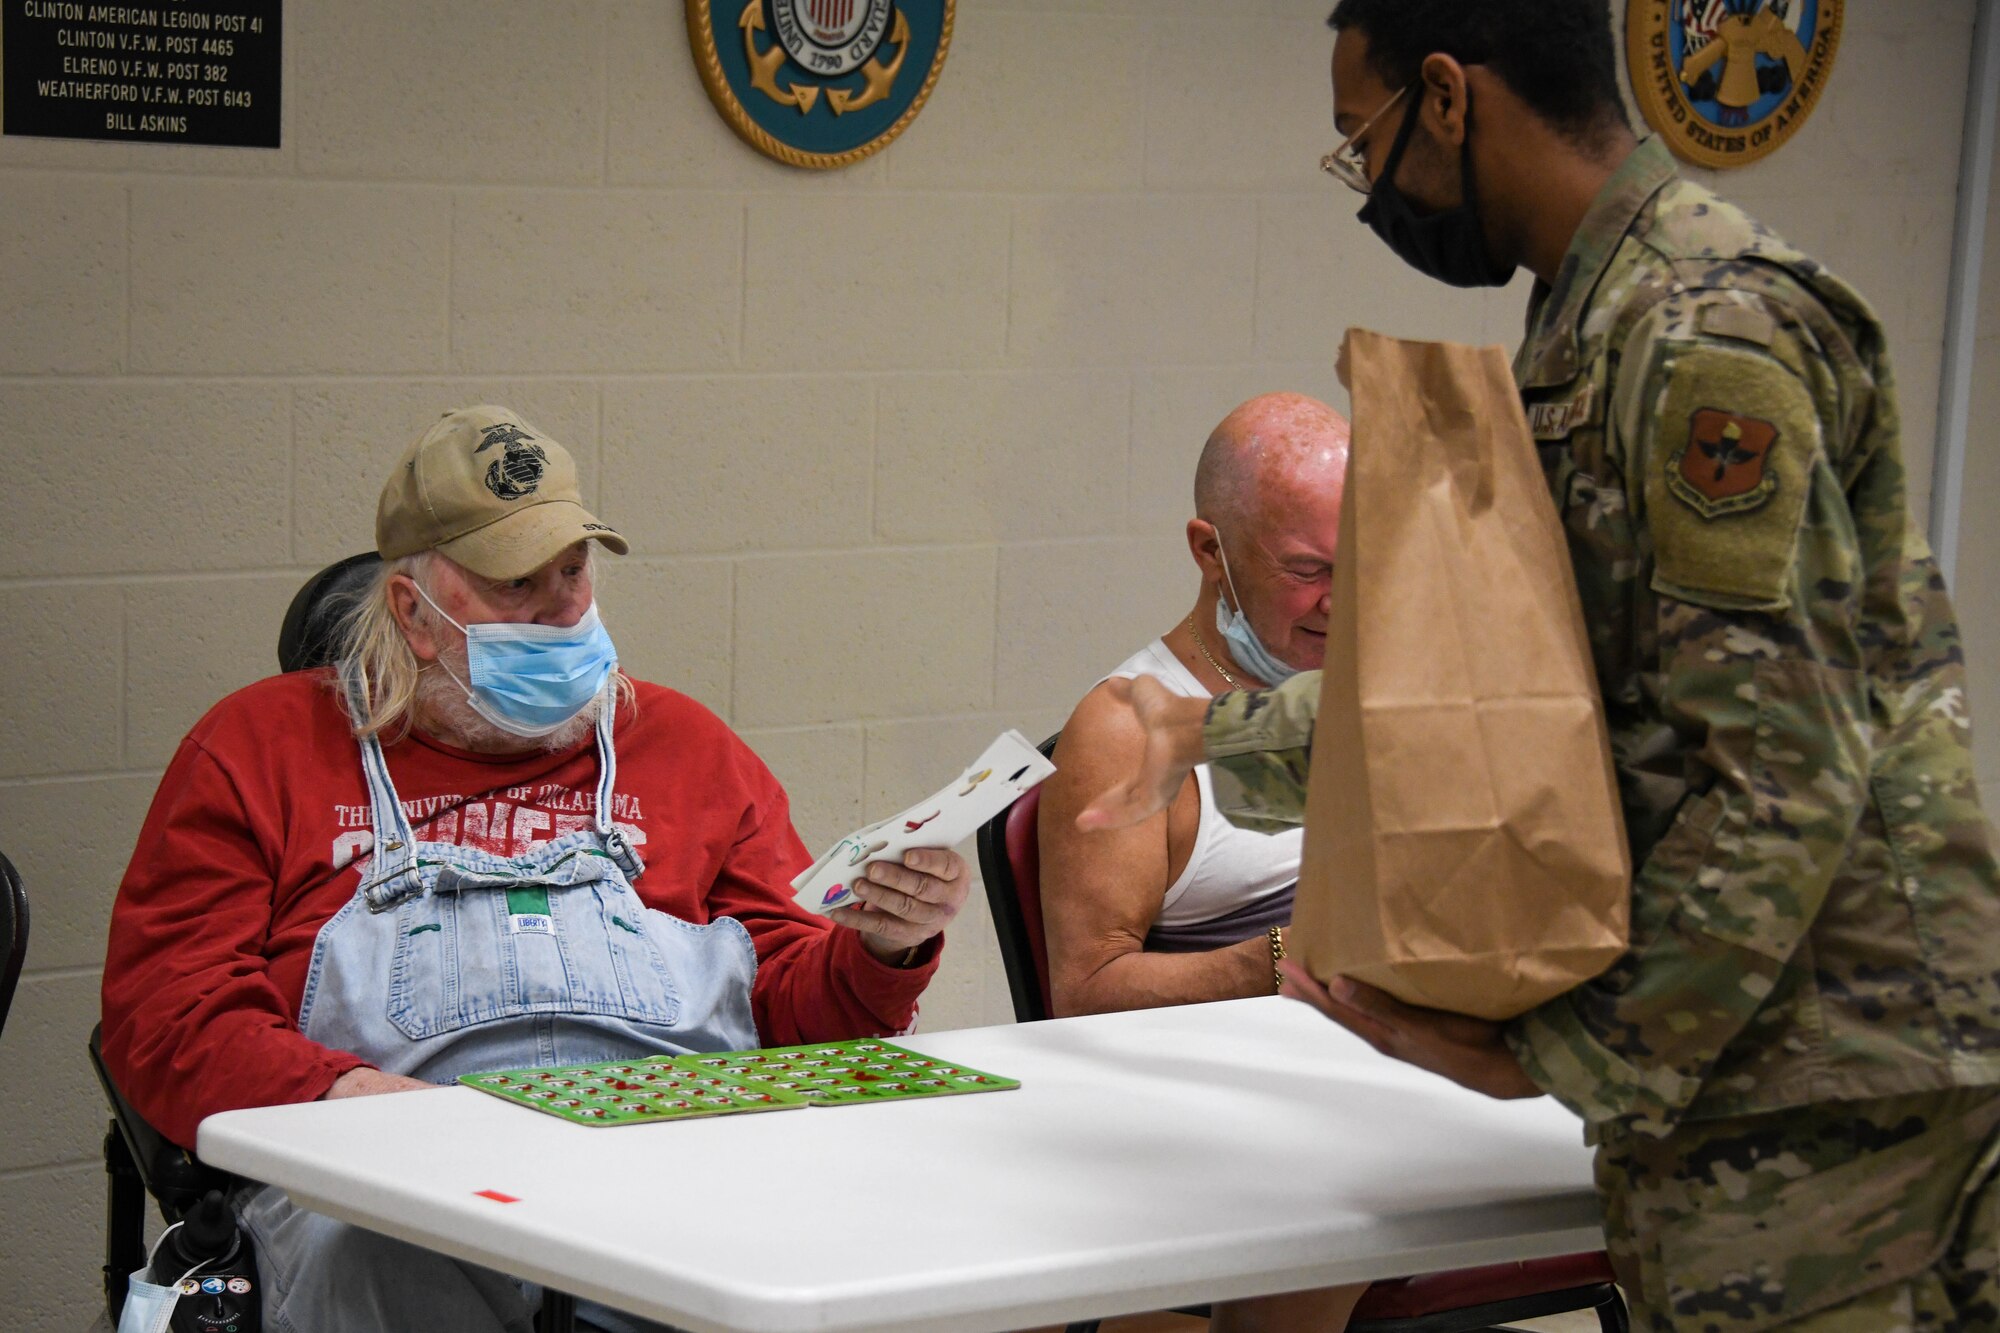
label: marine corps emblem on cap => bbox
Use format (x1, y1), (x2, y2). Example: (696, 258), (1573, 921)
(1626, 0), (1842, 170)
(685, 0), (954, 169)
(375, 405), (628, 582)
(474, 422), (548, 501)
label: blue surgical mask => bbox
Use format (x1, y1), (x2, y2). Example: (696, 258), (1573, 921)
(1213, 537), (1301, 686)
(416, 586), (618, 738)
(118, 1223), (201, 1333)
(116, 1273), (181, 1333)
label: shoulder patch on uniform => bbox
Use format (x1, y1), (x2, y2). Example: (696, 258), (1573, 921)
(1668, 408), (1780, 517)
(1695, 301), (1777, 348)
(1641, 341), (1819, 612)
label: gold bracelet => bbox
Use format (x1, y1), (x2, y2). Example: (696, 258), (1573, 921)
(1268, 925), (1287, 993)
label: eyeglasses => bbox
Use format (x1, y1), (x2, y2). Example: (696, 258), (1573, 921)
(1320, 85), (1410, 194)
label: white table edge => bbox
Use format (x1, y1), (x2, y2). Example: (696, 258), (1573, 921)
(197, 1000), (1609, 1333)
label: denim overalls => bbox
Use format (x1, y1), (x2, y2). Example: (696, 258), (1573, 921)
(298, 686), (759, 1077)
(237, 692), (755, 1332)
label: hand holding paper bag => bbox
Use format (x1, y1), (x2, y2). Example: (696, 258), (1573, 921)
(1279, 961), (1542, 1099)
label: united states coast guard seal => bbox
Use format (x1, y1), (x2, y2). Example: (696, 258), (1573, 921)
(686, 0), (954, 169)
(1627, 0), (1842, 170)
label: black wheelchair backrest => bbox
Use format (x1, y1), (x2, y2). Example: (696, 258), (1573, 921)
(278, 552), (384, 674)
(0, 851), (25, 1038)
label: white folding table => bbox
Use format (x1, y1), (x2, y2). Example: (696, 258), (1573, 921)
(197, 996), (1605, 1333)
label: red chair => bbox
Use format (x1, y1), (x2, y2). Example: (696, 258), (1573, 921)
(974, 739), (1627, 1333)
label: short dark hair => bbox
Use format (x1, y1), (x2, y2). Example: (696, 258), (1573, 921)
(1327, 0), (1630, 143)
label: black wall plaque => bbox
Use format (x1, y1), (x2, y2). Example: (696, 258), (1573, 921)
(5, 1), (280, 147)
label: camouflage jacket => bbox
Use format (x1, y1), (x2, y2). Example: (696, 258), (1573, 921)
(1205, 137), (2000, 1139)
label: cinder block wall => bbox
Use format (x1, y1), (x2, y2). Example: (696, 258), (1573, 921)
(0, 2), (1987, 1329)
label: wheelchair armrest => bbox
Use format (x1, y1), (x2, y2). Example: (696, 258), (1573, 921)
(88, 1022), (238, 1218)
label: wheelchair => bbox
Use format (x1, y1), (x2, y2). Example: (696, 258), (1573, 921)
(89, 552), (599, 1333)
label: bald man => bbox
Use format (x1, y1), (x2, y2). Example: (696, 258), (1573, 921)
(1040, 393), (1350, 1017)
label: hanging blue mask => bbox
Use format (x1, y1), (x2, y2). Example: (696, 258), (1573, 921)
(118, 1222), (201, 1333)
(1213, 537), (1302, 687)
(115, 1272), (181, 1333)
(417, 586), (618, 738)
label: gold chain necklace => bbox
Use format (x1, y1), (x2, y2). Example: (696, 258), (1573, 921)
(1186, 613), (1243, 690)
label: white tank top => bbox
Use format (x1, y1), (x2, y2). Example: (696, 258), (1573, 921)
(1100, 641), (1303, 929)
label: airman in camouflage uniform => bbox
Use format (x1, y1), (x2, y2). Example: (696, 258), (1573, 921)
(1200, 136), (2000, 1330)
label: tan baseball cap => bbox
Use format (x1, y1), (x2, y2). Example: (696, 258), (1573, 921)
(375, 405), (627, 580)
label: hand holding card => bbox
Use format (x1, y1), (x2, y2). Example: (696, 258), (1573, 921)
(792, 730), (1056, 917)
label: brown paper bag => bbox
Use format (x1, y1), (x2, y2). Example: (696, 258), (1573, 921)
(1292, 329), (1630, 1021)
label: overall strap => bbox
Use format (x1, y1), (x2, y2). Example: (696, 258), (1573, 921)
(344, 672), (425, 912)
(594, 687), (643, 880)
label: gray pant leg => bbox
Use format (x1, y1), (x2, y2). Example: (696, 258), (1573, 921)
(234, 1182), (536, 1333)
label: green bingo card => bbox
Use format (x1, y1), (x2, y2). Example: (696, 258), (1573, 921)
(459, 1040), (1019, 1127)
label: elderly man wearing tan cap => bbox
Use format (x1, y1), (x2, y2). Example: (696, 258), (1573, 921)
(101, 406), (970, 1333)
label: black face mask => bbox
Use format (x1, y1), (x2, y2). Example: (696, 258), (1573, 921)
(1356, 92), (1516, 289)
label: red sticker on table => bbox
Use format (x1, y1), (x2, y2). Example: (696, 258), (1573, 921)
(475, 1189), (520, 1203)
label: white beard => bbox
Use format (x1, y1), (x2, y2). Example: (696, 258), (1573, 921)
(413, 638), (603, 754)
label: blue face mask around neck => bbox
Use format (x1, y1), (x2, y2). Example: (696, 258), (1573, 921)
(415, 584), (618, 738)
(1213, 537), (1301, 687)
